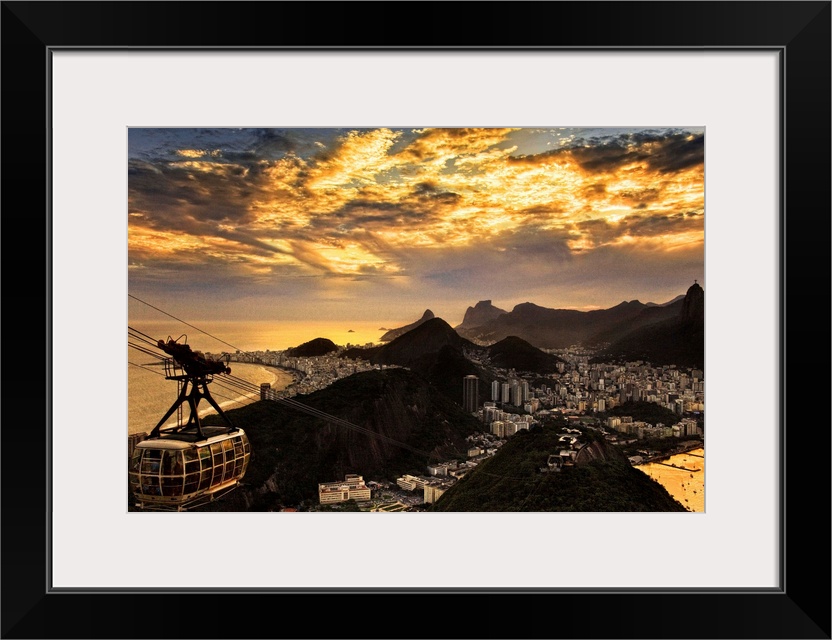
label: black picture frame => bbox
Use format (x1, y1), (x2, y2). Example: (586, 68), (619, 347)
(2, 2), (829, 638)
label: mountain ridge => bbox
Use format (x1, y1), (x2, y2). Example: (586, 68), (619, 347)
(379, 309), (435, 342)
(455, 289), (698, 350)
(455, 300), (508, 330)
(590, 282), (704, 368)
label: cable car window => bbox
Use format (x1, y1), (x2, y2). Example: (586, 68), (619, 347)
(184, 473), (199, 493)
(184, 449), (200, 472)
(161, 476), (183, 496)
(142, 477), (161, 495)
(211, 442), (223, 466)
(162, 451), (183, 476)
(130, 450), (143, 472)
(223, 462), (234, 481)
(198, 470), (212, 491)
(142, 457), (161, 474)
(198, 446), (211, 461)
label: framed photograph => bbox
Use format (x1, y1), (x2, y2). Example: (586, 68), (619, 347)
(125, 122), (707, 518)
(3, 2), (829, 638)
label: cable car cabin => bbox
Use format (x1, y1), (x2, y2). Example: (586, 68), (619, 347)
(129, 426), (251, 511)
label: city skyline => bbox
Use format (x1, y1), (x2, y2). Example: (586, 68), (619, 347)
(128, 127), (704, 325)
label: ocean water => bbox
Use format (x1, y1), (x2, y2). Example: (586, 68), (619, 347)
(128, 319), (398, 354)
(127, 319), (398, 435)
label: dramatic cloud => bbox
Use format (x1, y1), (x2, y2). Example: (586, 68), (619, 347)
(128, 127), (704, 322)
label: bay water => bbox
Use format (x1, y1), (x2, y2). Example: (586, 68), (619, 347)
(127, 319), (392, 435)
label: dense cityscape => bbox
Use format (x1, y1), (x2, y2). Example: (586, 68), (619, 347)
(214, 342), (704, 511)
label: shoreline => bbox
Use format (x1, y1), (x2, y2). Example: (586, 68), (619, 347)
(238, 362), (302, 388)
(637, 447), (705, 512)
(128, 361), (296, 436)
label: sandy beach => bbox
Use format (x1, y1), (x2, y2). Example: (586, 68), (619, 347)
(128, 362), (295, 435)
(637, 447), (705, 512)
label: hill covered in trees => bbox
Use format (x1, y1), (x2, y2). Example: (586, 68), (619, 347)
(430, 427), (686, 512)
(487, 335), (565, 373)
(286, 337), (338, 357)
(591, 282), (704, 368)
(598, 400), (680, 426)
(198, 368), (481, 511)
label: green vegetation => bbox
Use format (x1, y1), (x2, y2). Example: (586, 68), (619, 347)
(430, 425), (686, 512)
(286, 337), (338, 357)
(487, 335), (564, 373)
(619, 435), (702, 458)
(199, 368), (481, 511)
(598, 400), (679, 426)
(591, 315), (704, 369)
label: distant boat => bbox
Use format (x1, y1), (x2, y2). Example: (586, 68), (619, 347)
(347, 329), (355, 333)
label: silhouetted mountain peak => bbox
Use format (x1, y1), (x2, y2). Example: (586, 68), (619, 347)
(491, 335), (531, 349)
(610, 299), (645, 309)
(658, 294), (686, 307)
(286, 337), (338, 357)
(681, 282), (704, 321)
(379, 309), (436, 342)
(591, 283), (704, 367)
(456, 300), (507, 329)
(487, 335), (564, 373)
(402, 317), (461, 342)
(512, 301), (547, 314)
(373, 317), (475, 368)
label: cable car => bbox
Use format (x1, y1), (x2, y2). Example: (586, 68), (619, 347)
(129, 335), (251, 511)
(129, 427), (251, 510)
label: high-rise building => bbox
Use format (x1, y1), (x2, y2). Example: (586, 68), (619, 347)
(463, 375), (479, 413)
(501, 382), (511, 404)
(512, 385), (523, 406)
(491, 380), (501, 402)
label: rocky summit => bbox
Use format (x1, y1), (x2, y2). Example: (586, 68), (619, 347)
(379, 309), (435, 342)
(456, 300), (508, 330)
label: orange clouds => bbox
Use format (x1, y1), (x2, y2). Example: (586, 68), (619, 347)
(129, 128), (704, 282)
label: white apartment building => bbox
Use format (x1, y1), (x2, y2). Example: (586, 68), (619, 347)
(318, 474), (372, 504)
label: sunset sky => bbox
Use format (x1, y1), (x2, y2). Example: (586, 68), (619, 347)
(128, 127), (704, 325)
